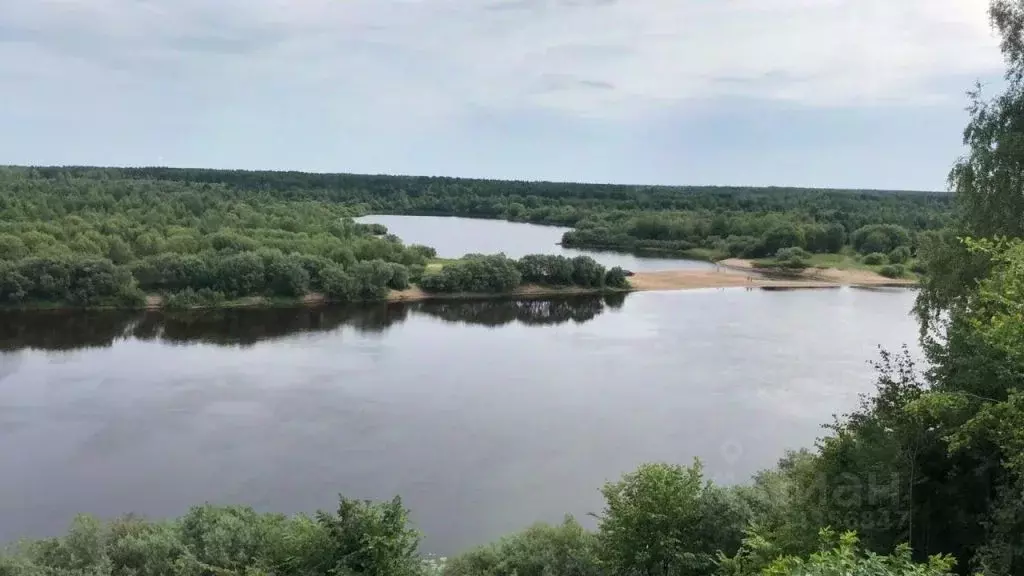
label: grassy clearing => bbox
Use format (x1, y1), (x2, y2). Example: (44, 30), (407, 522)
(752, 251), (921, 280)
(804, 253), (880, 271)
(680, 247), (727, 262)
(425, 258), (457, 272)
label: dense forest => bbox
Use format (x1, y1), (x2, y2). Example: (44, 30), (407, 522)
(8, 165), (952, 263)
(0, 158), (940, 307)
(0, 169), (630, 308)
(0, 163), (947, 308)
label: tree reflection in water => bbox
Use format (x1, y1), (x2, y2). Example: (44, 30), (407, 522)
(0, 294), (626, 352)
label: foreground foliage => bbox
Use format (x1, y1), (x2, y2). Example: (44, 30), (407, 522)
(0, 496), (424, 576)
(442, 517), (602, 576)
(0, 463), (959, 576)
(720, 529), (957, 576)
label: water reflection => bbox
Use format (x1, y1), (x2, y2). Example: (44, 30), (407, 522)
(0, 295), (624, 352)
(420, 294), (624, 327)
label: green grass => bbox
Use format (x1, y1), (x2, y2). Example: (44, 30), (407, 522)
(425, 258), (457, 272)
(804, 253), (878, 271)
(752, 251), (921, 279)
(680, 247), (728, 262)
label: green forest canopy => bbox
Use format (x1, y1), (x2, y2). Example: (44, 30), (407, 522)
(0, 167), (640, 308)
(0, 165), (950, 308)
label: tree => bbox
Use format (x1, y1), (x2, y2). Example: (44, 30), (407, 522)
(605, 266), (630, 289)
(106, 236), (134, 265)
(762, 225), (806, 255)
(263, 253), (311, 297)
(888, 246), (912, 265)
(0, 234), (27, 261)
(348, 259), (399, 300)
(597, 460), (747, 576)
(322, 265), (357, 301)
(211, 252), (265, 297)
(570, 256), (606, 288)
(920, 238), (1024, 575)
(0, 262), (29, 302)
(773, 248), (811, 270)
(863, 253), (887, 266)
(444, 516), (604, 576)
(824, 223), (847, 253)
(316, 496), (422, 576)
(420, 255), (522, 293)
(918, 0), (1024, 319)
(851, 225), (911, 255)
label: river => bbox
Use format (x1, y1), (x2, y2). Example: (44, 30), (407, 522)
(0, 216), (922, 556)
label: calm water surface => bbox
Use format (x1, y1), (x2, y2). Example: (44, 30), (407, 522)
(357, 214), (715, 271)
(0, 289), (920, 554)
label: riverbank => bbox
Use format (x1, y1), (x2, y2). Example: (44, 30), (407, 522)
(1, 261), (916, 312)
(628, 262), (915, 292)
(148, 263), (913, 308)
(717, 258), (917, 286)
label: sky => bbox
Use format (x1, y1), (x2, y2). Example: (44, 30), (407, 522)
(0, 0), (1008, 190)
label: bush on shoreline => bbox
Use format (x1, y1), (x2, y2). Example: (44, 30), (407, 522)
(0, 457), (959, 576)
(418, 254), (629, 294)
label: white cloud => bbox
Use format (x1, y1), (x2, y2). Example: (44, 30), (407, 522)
(0, 0), (1005, 121)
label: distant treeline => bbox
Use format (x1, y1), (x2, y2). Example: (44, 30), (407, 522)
(563, 213), (932, 261)
(7, 166), (952, 260)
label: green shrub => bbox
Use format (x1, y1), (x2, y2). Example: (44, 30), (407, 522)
(349, 259), (402, 300)
(321, 265), (356, 301)
(604, 266), (630, 288)
(721, 235), (765, 258)
(407, 264), (427, 285)
(516, 254), (576, 285)
(851, 224), (911, 255)
(165, 288), (226, 309)
(570, 255), (607, 287)
(387, 263), (411, 290)
(597, 460), (748, 576)
(878, 264), (905, 279)
(887, 245), (912, 265)
(420, 255), (523, 293)
(444, 517), (603, 576)
(516, 254), (606, 287)
(762, 530), (955, 576)
(862, 252), (887, 266)
(773, 247), (811, 269)
(0, 497), (422, 576)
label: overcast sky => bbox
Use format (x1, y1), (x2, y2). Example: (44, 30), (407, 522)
(0, 0), (1007, 190)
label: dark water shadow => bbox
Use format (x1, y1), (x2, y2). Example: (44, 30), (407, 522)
(0, 294), (627, 352)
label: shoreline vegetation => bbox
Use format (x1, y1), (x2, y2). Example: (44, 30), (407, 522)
(0, 258), (915, 312)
